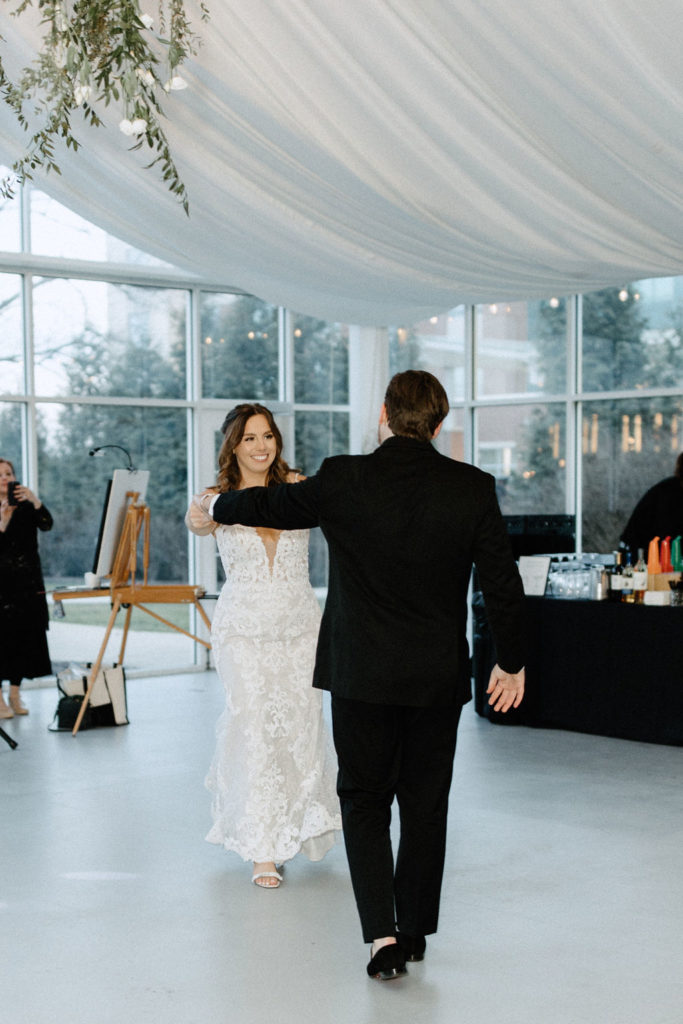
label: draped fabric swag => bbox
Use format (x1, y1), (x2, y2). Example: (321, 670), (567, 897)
(1, 0), (683, 325)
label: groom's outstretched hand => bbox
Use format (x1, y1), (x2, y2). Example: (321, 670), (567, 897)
(486, 664), (525, 713)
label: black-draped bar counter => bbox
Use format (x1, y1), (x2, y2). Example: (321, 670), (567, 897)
(472, 595), (683, 746)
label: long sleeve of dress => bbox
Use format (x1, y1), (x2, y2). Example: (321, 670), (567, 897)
(34, 504), (53, 532)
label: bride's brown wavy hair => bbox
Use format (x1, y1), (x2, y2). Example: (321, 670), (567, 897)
(212, 403), (296, 492)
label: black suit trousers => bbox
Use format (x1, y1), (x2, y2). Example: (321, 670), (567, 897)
(331, 696), (462, 943)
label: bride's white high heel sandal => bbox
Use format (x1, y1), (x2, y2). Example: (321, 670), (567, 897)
(252, 870), (283, 888)
(251, 863), (283, 888)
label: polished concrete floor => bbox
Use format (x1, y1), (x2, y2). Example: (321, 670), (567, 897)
(2, 673), (682, 1024)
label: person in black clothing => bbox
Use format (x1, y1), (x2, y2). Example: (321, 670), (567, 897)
(190, 371), (526, 981)
(0, 458), (53, 718)
(621, 452), (683, 555)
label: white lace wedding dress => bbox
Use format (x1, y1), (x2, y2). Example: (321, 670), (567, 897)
(205, 523), (341, 864)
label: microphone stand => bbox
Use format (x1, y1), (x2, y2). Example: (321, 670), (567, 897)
(88, 445), (137, 471)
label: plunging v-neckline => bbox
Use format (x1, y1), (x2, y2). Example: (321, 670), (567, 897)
(254, 527), (281, 571)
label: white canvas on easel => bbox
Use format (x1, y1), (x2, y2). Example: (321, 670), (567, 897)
(92, 469), (150, 579)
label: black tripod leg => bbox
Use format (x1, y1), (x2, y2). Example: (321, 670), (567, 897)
(0, 725), (18, 749)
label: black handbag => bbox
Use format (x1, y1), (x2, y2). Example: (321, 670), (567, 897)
(49, 664), (127, 732)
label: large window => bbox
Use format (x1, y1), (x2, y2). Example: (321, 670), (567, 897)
(29, 189), (171, 266)
(390, 308), (466, 402)
(582, 281), (683, 393)
(0, 273), (24, 394)
(0, 401), (23, 467)
(2, 183), (350, 671)
(5, 175), (683, 676)
(476, 404), (567, 514)
(0, 172), (21, 251)
(37, 403), (188, 584)
(32, 278), (187, 398)
(293, 315), (348, 405)
(581, 397), (683, 551)
(393, 284), (683, 552)
(476, 299), (568, 397)
(200, 293), (279, 400)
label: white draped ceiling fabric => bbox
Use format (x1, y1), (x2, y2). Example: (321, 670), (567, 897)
(2, 0), (683, 325)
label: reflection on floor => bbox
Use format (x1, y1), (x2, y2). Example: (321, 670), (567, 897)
(2, 674), (682, 1024)
(45, 619), (208, 676)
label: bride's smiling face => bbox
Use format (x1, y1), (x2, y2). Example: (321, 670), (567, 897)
(233, 414), (277, 482)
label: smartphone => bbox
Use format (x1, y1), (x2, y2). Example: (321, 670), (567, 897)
(7, 480), (20, 505)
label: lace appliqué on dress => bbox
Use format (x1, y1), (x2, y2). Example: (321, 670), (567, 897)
(205, 525), (341, 863)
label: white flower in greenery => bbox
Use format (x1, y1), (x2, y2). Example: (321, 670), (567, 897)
(135, 67), (155, 87)
(73, 83), (93, 106)
(119, 117), (147, 136)
(164, 75), (188, 92)
(140, 14), (154, 29)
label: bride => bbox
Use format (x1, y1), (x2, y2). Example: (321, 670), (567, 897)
(186, 404), (340, 887)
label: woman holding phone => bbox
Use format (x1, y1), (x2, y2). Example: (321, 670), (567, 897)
(0, 458), (53, 718)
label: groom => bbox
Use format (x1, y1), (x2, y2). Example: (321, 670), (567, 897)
(201, 370), (525, 980)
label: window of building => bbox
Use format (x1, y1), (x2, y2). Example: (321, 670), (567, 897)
(475, 299), (568, 398)
(0, 174), (21, 252)
(0, 273), (24, 394)
(37, 402), (189, 585)
(32, 278), (188, 399)
(475, 404), (567, 515)
(0, 401), (23, 467)
(293, 315), (349, 405)
(389, 307), (466, 402)
(581, 397), (683, 551)
(4, 172), (683, 672)
(29, 190), (172, 266)
(199, 292), (279, 401)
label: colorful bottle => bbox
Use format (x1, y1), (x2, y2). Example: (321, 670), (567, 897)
(621, 549), (635, 603)
(672, 536), (682, 572)
(647, 536), (661, 575)
(608, 550), (624, 603)
(660, 536), (673, 573)
(633, 548), (647, 604)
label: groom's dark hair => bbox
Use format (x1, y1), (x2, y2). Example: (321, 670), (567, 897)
(384, 370), (449, 441)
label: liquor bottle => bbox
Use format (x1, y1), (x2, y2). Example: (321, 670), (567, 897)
(660, 536), (673, 573)
(621, 549), (635, 603)
(633, 548), (648, 604)
(647, 536), (661, 575)
(672, 536), (682, 572)
(608, 550), (624, 602)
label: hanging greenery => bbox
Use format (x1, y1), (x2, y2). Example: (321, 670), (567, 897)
(0, 0), (209, 213)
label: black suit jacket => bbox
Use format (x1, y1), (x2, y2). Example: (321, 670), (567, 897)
(212, 436), (525, 708)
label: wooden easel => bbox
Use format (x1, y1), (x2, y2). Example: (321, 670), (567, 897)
(52, 492), (212, 735)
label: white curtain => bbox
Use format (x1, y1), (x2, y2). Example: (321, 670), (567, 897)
(2, 0), (683, 325)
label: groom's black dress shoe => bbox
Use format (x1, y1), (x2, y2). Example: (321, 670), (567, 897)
(396, 932), (426, 962)
(366, 943), (408, 981)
